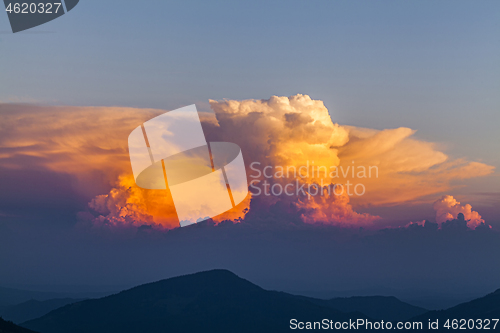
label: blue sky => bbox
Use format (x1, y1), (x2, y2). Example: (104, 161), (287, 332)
(1, 0), (499, 179)
(2, 1), (500, 294)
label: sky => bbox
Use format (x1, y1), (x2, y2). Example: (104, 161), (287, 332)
(1, 0), (500, 304)
(1, 0), (499, 205)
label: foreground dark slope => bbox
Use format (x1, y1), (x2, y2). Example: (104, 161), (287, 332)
(0, 318), (37, 333)
(285, 293), (427, 321)
(412, 288), (500, 321)
(23, 270), (366, 333)
(323, 296), (427, 321)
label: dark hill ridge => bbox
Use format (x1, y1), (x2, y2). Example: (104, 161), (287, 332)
(21, 269), (500, 333)
(0, 286), (111, 308)
(412, 288), (500, 322)
(0, 298), (83, 324)
(0, 288), (62, 308)
(280, 293), (427, 322)
(322, 296), (427, 321)
(0, 317), (37, 333)
(23, 270), (368, 333)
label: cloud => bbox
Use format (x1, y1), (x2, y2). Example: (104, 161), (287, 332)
(336, 127), (494, 207)
(205, 95), (349, 175)
(0, 103), (174, 228)
(0, 96), (494, 230)
(295, 188), (380, 227)
(204, 95), (493, 226)
(0, 103), (161, 195)
(433, 195), (485, 229)
(202, 95), (376, 227)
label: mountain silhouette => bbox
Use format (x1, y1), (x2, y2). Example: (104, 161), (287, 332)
(23, 270), (368, 333)
(0, 317), (37, 333)
(0, 286), (110, 307)
(20, 270), (500, 332)
(0, 288), (61, 308)
(0, 298), (83, 324)
(412, 288), (500, 321)
(300, 296), (427, 321)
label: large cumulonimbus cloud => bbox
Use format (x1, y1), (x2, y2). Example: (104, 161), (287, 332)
(0, 96), (494, 230)
(201, 95), (493, 227)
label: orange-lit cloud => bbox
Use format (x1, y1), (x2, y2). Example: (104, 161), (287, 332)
(338, 127), (494, 207)
(433, 195), (485, 229)
(295, 187), (379, 227)
(0, 96), (494, 230)
(0, 104), (159, 195)
(205, 95), (493, 226)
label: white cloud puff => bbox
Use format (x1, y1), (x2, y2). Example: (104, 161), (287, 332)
(433, 195), (485, 229)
